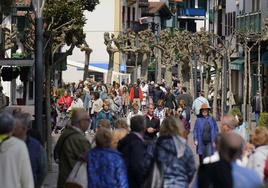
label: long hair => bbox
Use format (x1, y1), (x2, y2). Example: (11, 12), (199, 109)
(160, 117), (183, 137)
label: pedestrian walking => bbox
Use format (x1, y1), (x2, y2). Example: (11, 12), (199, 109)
(67, 92), (84, 112)
(117, 115), (153, 188)
(177, 87), (193, 108)
(0, 112), (34, 188)
(122, 86), (130, 116)
(193, 104), (218, 164)
(252, 91), (261, 126)
(96, 100), (114, 128)
(145, 104), (160, 141)
(91, 92), (103, 133)
(176, 99), (191, 137)
(141, 81), (149, 111)
(129, 82), (143, 108)
(13, 112), (47, 188)
(153, 84), (165, 106)
(87, 128), (128, 188)
(154, 117), (196, 188)
(0, 86), (7, 111)
(54, 110), (91, 188)
(111, 119), (129, 149)
(247, 127), (268, 180)
(192, 91), (210, 116)
(154, 99), (167, 124)
(164, 87), (177, 109)
(126, 103), (143, 126)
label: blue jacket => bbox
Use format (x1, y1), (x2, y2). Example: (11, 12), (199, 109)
(87, 148), (128, 188)
(193, 116), (218, 155)
(96, 110), (113, 127)
(155, 136), (196, 188)
(26, 136), (48, 188)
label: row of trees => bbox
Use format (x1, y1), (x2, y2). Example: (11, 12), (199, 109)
(104, 23), (268, 122)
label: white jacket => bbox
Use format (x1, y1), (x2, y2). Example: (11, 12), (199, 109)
(127, 111), (143, 125)
(247, 145), (268, 180)
(0, 137), (34, 188)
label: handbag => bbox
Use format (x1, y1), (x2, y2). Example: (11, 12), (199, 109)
(65, 161), (88, 188)
(142, 160), (164, 188)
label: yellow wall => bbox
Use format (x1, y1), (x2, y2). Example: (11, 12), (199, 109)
(114, 0), (121, 75)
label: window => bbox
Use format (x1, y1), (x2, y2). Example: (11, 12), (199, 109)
(132, 7), (135, 21)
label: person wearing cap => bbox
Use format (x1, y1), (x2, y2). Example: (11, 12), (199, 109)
(192, 91), (210, 116)
(193, 103), (218, 164)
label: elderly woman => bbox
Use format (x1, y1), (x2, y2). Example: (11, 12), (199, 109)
(193, 103), (218, 164)
(87, 128), (128, 188)
(155, 117), (196, 188)
(247, 127), (268, 180)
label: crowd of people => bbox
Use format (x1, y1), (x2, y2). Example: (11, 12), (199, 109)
(0, 78), (268, 188)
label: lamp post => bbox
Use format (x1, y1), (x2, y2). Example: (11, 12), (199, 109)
(32, 0), (44, 140)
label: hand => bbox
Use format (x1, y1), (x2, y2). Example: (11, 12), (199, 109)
(147, 127), (155, 133)
(194, 141), (198, 146)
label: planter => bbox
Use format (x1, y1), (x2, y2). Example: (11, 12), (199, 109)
(16, 98), (25, 105)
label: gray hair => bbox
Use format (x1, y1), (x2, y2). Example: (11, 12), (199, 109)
(14, 112), (32, 129)
(221, 115), (238, 130)
(0, 112), (15, 134)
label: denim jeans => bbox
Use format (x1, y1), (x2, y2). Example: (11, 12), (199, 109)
(255, 112), (260, 126)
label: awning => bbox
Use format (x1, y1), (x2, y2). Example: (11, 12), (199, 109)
(230, 58), (244, 70)
(149, 2), (173, 19)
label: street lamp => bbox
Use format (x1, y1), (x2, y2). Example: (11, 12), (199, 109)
(32, 0), (45, 141)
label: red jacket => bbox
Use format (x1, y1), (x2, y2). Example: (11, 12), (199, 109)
(57, 96), (72, 110)
(129, 86), (143, 101)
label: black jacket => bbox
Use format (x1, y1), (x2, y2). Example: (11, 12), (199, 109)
(145, 115), (160, 140)
(165, 92), (177, 109)
(117, 133), (152, 188)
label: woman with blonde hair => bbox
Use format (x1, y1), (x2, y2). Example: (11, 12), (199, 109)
(111, 119), (129, 149)
(154, 117), (196, 187)
(247, 127), (268, 180)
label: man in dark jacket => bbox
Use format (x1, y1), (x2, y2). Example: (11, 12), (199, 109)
(54, 110), (91, 188)
(145, 104), (160, 141)
(153, 84), (165, 106)
(118, 115), (153, 188)
(177, 87), (193, 108)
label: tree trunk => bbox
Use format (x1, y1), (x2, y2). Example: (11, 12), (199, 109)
(156, 49), (162, 83)
(227, 52), (233, 112)
(248, 49), (252, 129)
(165, 64), (173, 87)
(204, 66), (210, 98)
(83, 51), (91, 81)
(213, 68), (221, 118)
(178, 62), (183, 83)
(141, 53), (149, 81)
(258, 43), (263, 112)
(243, 45), (248, 121)
(189, 61), (194, 98)
(107, 52), (114, 84)
(45, 55), (52, 171)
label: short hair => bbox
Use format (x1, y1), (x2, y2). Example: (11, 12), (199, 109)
(250, 127), (268, 146)
(95, 128), (112, 148)
(178, 99), (186, 107)
(157, 99), (165, 107)
(98, 119), (111, 129)
(221, 115), (237, 130)
(165, 108), (174, 117)
(103, 100), (110, 107)
(160, 117), (182, 137)
(130, 115), (146, 132)
(132, 103), (139, 108)
(114, 119), (128, 130)
(71, 109), (87, 126)
(14, 112), (32, 129)
(0, 112), (15, 134)
(181, 87), (187, 92)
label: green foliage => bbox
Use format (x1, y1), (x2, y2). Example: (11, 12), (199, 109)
(81, 0), (100, 12)
(43, 0), (87, 46)
(230, 107), (242, 116)
(259, 113), (268, 128)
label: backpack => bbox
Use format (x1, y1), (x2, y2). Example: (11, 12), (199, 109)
(202, 121), (211, 144)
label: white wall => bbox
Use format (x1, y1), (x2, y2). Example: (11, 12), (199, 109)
(67, 0), (115, 63)
(62, 66), (83, 83)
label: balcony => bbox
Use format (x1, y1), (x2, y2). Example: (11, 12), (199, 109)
(138, 0), (149, 7)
